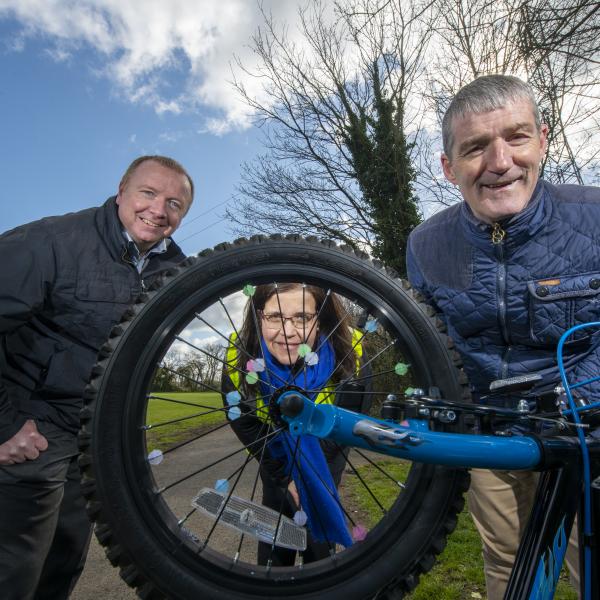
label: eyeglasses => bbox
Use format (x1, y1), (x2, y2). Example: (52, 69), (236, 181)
(260, 312), (316, 329)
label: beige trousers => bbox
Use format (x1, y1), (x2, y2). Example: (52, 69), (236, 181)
(468, 469), (580, 600)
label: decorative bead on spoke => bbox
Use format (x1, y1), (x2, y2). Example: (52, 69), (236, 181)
(352, 524), (368, 542)
(246, 358), (265, 373)
(293, 510), (307, 526)
(305, 351), (319, 366)
(364, 318), (378, 333)
(225, 390), (241, 405)
(394, 362), (409, 376)
(297, 343), (311, 358)
(215, 479), (229, 493)
(245, 371), (259, 385)
(404, 387), (415, 396)
(147, 449), (164, 465)
(228, 406), (241, 420)
(242, 284), (256, 297)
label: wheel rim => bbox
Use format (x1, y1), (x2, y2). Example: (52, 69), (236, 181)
(92, 248), (465, 597)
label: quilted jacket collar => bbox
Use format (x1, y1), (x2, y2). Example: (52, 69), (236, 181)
(460, 180), (551, 252)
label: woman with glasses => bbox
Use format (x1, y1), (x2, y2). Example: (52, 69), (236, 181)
(221, 282), (369, 566)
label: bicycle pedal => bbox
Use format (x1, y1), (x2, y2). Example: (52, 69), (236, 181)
(192, 488), (307, 551)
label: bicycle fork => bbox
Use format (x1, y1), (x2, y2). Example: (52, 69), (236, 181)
(507, 435), (600, 600)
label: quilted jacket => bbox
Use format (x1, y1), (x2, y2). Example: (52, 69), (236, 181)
(406, 180), (600, 404)
(0, 197), (185, 443)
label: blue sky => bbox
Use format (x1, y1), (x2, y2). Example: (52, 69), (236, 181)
(0, 1), (303, 256)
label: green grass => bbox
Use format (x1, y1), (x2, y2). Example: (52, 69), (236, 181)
(346, 461), (578, 600)
(145, 391), (225, 448)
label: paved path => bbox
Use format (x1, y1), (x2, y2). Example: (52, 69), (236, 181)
(71, 426), (261, 599)
(71, 536), (136, 600)
(70, 430), (375, 599)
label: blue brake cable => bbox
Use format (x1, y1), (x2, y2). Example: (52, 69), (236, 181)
(556, 321), (600, 600)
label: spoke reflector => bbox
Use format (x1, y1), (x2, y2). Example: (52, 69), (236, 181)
(228, 406), (241, 420)
(226, 391), (241, 405)
(147, 449), (164, 465)
(297, 343), (311, 357)
(215, 479), (229, 493)
(243, 284), (256, 297)
(365, 318), (378, 333)
(394, 363), (409, 376)
(246, 358), (266, 373)
(305, 351), (319, 366)
(293, 510), (307, 526)
(352, 524), (368, 542)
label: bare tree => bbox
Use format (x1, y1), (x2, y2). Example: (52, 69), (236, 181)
(230, 0), (600, 262)
(152, 351), (187, 392)
(228, 0), (433, 274)
(427, 0), (600, 185)
(202, 342), (225, 387)
(517, 0), (600, 183)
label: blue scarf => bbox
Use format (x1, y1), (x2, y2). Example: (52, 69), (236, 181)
(258, 336), (353, 548)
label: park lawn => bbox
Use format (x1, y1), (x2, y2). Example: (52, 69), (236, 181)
(145, 391), (226, 449)
(346, 460), (577, 600)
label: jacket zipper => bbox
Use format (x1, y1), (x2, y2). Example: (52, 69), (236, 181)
(121, 248), (145, 293)
(492, 223), (511, 378)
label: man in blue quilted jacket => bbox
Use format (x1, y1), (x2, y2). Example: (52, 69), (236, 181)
(407, 75), (598, 599)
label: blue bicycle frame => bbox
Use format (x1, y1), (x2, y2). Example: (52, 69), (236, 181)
(279, 322), (600, 600)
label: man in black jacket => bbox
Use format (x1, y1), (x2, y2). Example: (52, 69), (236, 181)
(0, 155), (194, 599)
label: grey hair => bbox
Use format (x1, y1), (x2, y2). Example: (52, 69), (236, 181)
(442, 75), (541, 157)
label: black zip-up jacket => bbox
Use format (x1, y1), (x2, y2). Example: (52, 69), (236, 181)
(0, 197), (186, 443)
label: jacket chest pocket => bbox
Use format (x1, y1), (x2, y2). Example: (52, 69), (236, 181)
(78, 274), (134, 337)
(528, 273), (600, 345)
(48, 271), (134, 347)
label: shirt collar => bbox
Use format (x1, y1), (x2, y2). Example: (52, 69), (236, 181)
(122, 230), (170, 272)
(122, 230), (170, 256)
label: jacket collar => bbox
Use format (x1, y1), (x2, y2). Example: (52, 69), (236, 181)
(95, 196), (130, 261)
(460, 180), (551, 252)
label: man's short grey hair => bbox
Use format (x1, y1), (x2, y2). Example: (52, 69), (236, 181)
(442, 75), (541, 157)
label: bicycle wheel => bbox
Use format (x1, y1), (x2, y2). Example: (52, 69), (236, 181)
(79, 235), (471, 600)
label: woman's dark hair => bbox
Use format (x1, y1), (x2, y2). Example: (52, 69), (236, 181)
(236, 283), (355, 386)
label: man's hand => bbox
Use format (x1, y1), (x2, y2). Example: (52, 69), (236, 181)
(0, 419), (48, 465)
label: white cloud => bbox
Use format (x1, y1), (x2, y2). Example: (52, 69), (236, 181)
(0, 0), (305, 133)
(158, 130), (184, 143)
(177, 289), (246, 346)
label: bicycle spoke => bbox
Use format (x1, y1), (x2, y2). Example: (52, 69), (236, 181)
(156, 426), (285, 495)
(87, 239), (471, 600)
(142, 284), (436, 574)
(273, 283), (295, 370)
(200, 449), (258, 552)
(143, 405), (230, 431)
(148, 401), (274, 458)
(350, 448), (407, 489)
(174, 335), (283, 393)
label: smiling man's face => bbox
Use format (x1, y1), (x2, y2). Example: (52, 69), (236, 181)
(441, 98), (548, 223)
(116, 160), (192, 252)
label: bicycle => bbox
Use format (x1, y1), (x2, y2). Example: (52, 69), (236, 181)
(78, 235), (599, 600)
